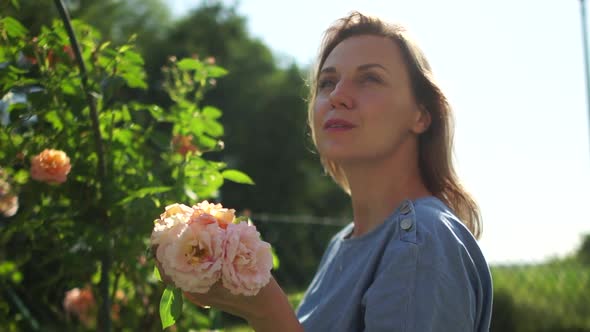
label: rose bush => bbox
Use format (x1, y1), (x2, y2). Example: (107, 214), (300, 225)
(0, 9), (254, 331)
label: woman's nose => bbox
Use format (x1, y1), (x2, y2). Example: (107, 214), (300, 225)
(329, 80), (354, 110)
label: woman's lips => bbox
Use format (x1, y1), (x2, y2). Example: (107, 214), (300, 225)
(323, 118), (356, 131)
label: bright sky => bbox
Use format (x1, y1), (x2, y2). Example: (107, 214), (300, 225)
(168, 0), (590, 264)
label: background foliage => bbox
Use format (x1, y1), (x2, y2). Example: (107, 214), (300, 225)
(0, 2), (257, 330)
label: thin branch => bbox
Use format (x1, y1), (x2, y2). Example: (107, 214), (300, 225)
(53, 1), (111, 331)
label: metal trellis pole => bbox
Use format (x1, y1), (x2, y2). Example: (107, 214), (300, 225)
(580, 0), (590, 153)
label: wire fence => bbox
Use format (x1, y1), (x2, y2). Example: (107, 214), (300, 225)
(251, 213), (348, 226)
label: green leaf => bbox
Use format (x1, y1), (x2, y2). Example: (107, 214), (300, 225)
(11, 271), (22, 283)
(177, 58), (203, 71)
(2, 17), (28, 38)
(113, 128), (132, 145)
(91, 263), (101, 284)
(0, 261), (16, 276)
(122, 50), (144, 65)
(6, 102), (27, 115)
(13, 169), (29, 185)
(222, 169), (254, 185)
(10, 0), (20, 10)
(202, 106), (222, 120)
(120, 71), (147, 89)
(99, 41), (111, 51)
(118, 45), (131, 53)
(206, 65), (228, 78)
(144, 105), (164, 120)
(196, 135), (218, 150)
(234, 216), (250, 224)
(271, 247), (280, 270)
(60, 80), (78, 95)
(154, 266), (162, 282)
(160, 286), (183, 329)
(203, 120), (223, 137)
(8, 65), (28, 74)
(44, 110), (63, 131)
(116, 186), (173, 205)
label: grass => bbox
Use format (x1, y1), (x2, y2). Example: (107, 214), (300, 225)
(491, 258), (590, 331)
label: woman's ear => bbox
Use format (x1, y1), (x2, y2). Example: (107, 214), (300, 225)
(411, 106), (431, 134)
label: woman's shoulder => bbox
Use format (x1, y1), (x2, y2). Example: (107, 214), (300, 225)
(411, 196), (476, 245)
(370, 197), (493, 332)
(392, 196), (489, 272)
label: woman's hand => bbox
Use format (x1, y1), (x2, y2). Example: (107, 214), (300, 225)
(182, 278), (294, 326)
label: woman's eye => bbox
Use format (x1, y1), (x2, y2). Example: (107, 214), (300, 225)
(318, 78), (336, 90)
(361, 74), (382, 83)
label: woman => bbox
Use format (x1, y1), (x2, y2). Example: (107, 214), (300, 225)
(178, 12), (493, 332)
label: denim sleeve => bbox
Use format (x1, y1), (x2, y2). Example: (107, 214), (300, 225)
(362, 227), (480, 331)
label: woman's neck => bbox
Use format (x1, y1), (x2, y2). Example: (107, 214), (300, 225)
(342, 148), (431, 238)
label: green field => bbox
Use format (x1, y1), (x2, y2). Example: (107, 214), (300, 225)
(491, 259), (590, 332)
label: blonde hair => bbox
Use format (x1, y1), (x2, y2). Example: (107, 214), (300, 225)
(307, 12), (482, 238)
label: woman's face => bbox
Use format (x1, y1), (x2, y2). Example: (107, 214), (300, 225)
(313, 35), (426, 165)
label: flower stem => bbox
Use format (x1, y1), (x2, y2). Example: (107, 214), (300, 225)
(53, 1), (111, 331)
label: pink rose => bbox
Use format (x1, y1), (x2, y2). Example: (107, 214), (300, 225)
(157, 218), (224, 293)
(222, 222), (273, 296)
(30, 149), (71, 184)
(63, 287), (95, 326)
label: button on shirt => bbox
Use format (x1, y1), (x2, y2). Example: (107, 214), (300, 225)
(296, 196), (493, 332)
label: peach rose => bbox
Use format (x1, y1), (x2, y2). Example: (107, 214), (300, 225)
(0, 169), (18, 217)
(30, 149), (71, 184)
(192, 200), (236, 229)
(221, 222), (273, 296)
(157, 219), (224, 293)
(151, 203), (193, 245)
(63, 287), (95, 326)
(0, 194), (18, 217)
(151, 201), (274, 296)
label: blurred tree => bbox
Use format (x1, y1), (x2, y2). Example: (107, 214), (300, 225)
(1, 0), (171, 52)
(578, 233), (590, 266)
(143, 2), (351, 218)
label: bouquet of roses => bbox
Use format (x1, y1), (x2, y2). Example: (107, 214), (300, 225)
(150, 201), (273, 328)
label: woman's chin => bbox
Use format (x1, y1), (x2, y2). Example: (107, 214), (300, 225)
(320, 151), (361, 164)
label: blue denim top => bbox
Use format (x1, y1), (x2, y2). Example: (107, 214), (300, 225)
(296, 196), (492, 332)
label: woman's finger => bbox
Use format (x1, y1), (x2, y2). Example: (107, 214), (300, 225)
(182, 291), (210, 308)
